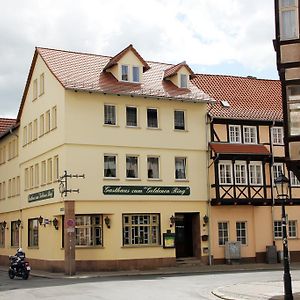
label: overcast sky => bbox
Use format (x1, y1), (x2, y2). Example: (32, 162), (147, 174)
(1, 0), (277, 118)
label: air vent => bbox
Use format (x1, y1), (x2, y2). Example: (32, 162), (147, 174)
(221, 100), (230, 107)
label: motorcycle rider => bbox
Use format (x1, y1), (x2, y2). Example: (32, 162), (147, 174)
(13, 248), (25, 271)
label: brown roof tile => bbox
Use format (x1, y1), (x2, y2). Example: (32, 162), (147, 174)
(210, 142), (270, 155)
(0, 118), (16, 135)
(192, 74), (282, 121)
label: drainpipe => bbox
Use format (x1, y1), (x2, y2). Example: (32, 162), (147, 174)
(270, 121), (276, 245)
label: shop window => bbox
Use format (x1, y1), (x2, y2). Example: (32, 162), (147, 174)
(28, 219), (39, 247)
(123, 214), (160, 246)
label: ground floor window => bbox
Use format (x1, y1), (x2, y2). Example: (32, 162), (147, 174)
(274, 221), (282, 239)
(123, 214), (160, 246)
(0, 223), (5, 247)
(288, 220), (297, 238)
(11, 221), (19, 247)
(28, 219), (39, 247)
(236, 221), (247, 245)
(75, 215), (103, 246)
(218, 222), (229, 246)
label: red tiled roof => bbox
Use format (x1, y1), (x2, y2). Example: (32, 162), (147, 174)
(192, 74), (282, 121)
(164, 61), (195, 79)
(210, 142), (270, 155)
(0, 118), (16, 135)
(103, 44), (150, 72)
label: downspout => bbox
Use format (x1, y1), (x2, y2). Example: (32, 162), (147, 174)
(270, 121), (276, 245)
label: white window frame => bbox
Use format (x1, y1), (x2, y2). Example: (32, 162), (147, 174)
(147, 108), (159, 129)
(236, 221), (247, 245)
(121, 65), (129, 81)
(249, 162), (263, 186)
(219, 161), (233, 185)
(126, 106), (138, 127)
(147, 156), (160, 180)
(132, 66), (140, 83)
(274, 220), (283, 239)
(104, 104), (117, 126)
(40, 73), (45, 96)
(218, 221), (229, 246)
(290, 171), (300, 186)
(104, 154), (117, 179)
(126, 155), (139, 179)
(175, 157), (187, 180)
(180, 74), (187, 88)
(174, 110), (186, 131)
(234, 161), (247, 185)
(288, 220), (297, 238)
(229, 125), (241, 143)
(272, 127), (284, 145)
(243, 126), (257, 144)
(279, 0), (299, 41)
(273, 163), (284, 182)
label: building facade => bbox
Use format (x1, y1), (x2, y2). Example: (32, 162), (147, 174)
(193, 74), (300, 263)
(0, 45), (213, 273)
(274, 0), (300, 179)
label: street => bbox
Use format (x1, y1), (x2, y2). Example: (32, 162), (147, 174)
(1, 269), (300, 300)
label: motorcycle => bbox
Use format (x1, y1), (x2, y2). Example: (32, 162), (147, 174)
(8, 255), (31, 280)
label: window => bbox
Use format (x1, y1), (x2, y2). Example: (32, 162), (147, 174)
(25, 168), (29, 190)
(104, 104), (116, 125)
(23, 126), (27, 146)
(126, 155), (139, 179)
(33, 119), (38, 140)
(219, 162), (232, 185)
(236, 222), (247, 245)
(180, 74), (187, 88)
(54, 156), (59, 181)
(121, 65), (129, 81)
(287, 85), (300, 136)
(174, 110), (185, 130)
(229, 125), (241, 143)
(75, 215), (103, 246)
(33, 79), (37, 100)
(0, 223), (4, 247)
(249, 162), (262, 185)
(40, 114), (44, 136)
(16, 177), (20, 196)
(147, 108), (158, 128)
(272, 127), (284, 145)
(0, 181), (5, 200)
(147, 156), (160, 179)
(45, 110), (50, 133)
(40, 73), (44, 95)
(289, 220), (297, 238)
(218, 222), (229, 246)
(41, 160), (46, 185)
(28, 219), (39, 247)
(123, 214), (160, 246)
(234, 162), (247, 185)
(30, 166), (34, 188)
(104, 155), (117, 178)
(28, 123), (32, 143)
(47, 158), (52, 183)
(273, 163), (284, 182)
(126, 106), (138, 127)
(274, 221), (282, 239)
(11, 221), (19, 247)
(34, 164), (39, 187)
(8, 179), (12, 198)
(290, 171), (300, 186)
(0, 146), (6, 164)
(279, 0), (299, 40)
(52, 106), (57, 129)
(243, 126), (257, 144)
(175, 157), (187, 180)
(132, 66), (140, 83)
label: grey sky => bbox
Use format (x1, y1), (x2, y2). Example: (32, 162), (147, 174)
(0, 0), (277, 118)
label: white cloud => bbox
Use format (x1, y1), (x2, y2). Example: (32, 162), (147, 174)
(0, 0), (277, 117)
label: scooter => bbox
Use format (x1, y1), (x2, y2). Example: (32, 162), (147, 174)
(8, 255), (31, 280)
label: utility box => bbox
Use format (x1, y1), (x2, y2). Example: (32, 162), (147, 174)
(225, 241), (241, 264)
(266, 245), (277, 264)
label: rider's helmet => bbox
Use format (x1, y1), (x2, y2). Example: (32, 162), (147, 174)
(17, 248), (23, 253)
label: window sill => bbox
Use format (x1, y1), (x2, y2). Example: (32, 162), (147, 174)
(174, 129), (188, 132)
(103, 124), (119, 128)
(126, 126), (141, 129)
(175, 179), (189, 182)
(103, 177), (120, 181)
(147, 127), (161, 130)
(147, 178), (162, 181)
(126, 178), (141, 181)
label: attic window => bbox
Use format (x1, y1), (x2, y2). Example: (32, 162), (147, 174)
(221, 100), (230, 107)
(121, 65), (129, 81)
(180, 74), (187, 88)
(132, 66), (140, 83)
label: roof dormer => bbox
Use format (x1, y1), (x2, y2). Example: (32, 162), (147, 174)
(163, 61), (195, 88)
(103, 44), (150, 83)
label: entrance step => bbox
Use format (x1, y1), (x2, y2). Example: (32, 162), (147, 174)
(176, 257), (204, 268)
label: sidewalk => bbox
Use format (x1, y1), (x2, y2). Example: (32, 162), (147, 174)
(1, 262), (300, 299)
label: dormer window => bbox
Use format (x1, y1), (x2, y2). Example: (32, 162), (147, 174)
(132, 66), (140, 83)
(121, 65), (129, 81)
(180, 74), (187, 88)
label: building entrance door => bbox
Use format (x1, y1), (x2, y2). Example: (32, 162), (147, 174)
(175, 213), (200, 258)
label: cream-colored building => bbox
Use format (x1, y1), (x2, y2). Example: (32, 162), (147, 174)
(0, 45), (213, 273)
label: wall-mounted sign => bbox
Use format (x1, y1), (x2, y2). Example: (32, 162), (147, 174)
(163, 232), (175, 248)
(28, 188), (54, 202)
(103, 185), (190, 196)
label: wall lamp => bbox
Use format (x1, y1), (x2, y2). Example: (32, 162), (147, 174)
(52, 218), (59, 230)
(1, 221), (6, 230)
(170, 215), (176, 227)
(38, 216), (44, 226)
(16, 219), (22, 228)
(203, 215), (209, 224)
(104, 216), (111, 228)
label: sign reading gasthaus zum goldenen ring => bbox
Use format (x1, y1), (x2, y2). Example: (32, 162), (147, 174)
(103, 185), (190, 196)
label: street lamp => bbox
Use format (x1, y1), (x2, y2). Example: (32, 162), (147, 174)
(274, 173), (293, 300)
